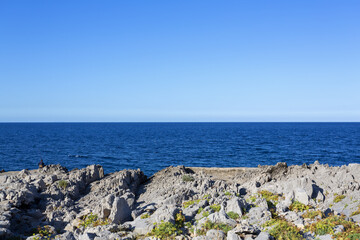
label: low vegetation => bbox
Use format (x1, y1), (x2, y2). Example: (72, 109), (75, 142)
(302, 210), (323, 219)
(183, 199), (201, 208)
(210, 204), (221, 212)
(264, 219), (302, 240)
(226, 211), (239, 220)
(32, 226), (55, 240)
(351, 205), (360, 216)
(57, 180), (68, 190)
(182, 175), (195, 182)
(148, 212), (185, 239)
(79, 213), (109, 229)
(258, 190), (280, 202)
(196, 220), (233, 235)
(307, 214), (360, 238)
(289, 200), (311, 212)
(140, 213), (150, 219)
(334, 194), (346, 203)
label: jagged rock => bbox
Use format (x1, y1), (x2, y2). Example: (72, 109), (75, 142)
(255, 232), (271, 240)
(247, 206), (272, 227)
(206, 229), (226, 239)
(317, 234), (333, 240)
(227, 230), (242, 240)
(109, 196), (132, 224)
(54, 232), (76, 240)
(226, 197), (246, 217)
(129, 217), (153, 235)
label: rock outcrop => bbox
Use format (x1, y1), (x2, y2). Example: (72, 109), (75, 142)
(1, 162), (360, 239)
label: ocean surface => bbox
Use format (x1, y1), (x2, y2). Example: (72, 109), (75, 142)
(0, 123), (359, 176)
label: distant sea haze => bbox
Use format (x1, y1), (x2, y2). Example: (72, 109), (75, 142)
(0, 123), (359, 176)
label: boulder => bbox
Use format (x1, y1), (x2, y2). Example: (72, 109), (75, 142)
(109, 196), (132, 224)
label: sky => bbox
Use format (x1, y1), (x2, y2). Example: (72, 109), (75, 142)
(0, 1), (359, 122)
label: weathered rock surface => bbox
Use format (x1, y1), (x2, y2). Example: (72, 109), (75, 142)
(1, 162), (360, 239)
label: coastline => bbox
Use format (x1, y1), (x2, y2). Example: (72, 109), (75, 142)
(1, 162), (360, 239)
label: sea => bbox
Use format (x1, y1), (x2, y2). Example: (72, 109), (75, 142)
(0, 123), (359, 176)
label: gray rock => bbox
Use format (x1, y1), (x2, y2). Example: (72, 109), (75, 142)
(317, 234), (333, 240)
(255, 232), (270, 240)
(226, 197), (246, 217)
(109, 196), (132, 224)
(295, 188), (309, 205)
(54, 232), (76, 240)
(130, 218), (153, 235)
(352, 214), (360, 223)
(79, 232), (97, 240)
(206, 229), (226, 240)
(227, 230), (241, 240)
(247, 207), (271, 226)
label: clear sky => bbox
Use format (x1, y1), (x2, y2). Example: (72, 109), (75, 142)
(0, 1), (359, 122)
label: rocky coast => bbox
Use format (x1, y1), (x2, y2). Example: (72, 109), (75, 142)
(1, 162), (360, 240)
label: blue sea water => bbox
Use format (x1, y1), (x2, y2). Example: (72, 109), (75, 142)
(0, 123), (359, 176)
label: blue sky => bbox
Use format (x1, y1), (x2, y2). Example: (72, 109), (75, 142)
(0, 1), (359, 122)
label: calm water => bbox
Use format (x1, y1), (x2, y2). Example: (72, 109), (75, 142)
(0, 123), (359, 176)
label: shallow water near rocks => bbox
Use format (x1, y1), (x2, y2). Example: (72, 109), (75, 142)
(0, 122), (359, 175)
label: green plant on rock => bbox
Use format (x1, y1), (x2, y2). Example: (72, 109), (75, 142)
(264, 219), (302, 240)
(182, 174), (195, 182)
(196, 220), (233, 235)
(210, 204), (221, 212)
(148, 221), (182, 239)
(258, 190), (280, 202)
(307, 214), (359, 236)
(141, 213), (150, 219)
(175, 211), (185, 228)
(58, 180), (68, 190)
(183, 199), (200, 208)
(226, 211), (239, 220)
(302, 210), (324, 219)
(224, 191), (231, 196)
(33, 225), (55, 240)
(351, 205), (360, 216)
(202, 211), (210, 218)
(202, 194), (211, 199)
(289, 200), (310, 212)
(79, 213), (109, 229)
(249, 195), (256, 203)
(334, 194), (346, 203)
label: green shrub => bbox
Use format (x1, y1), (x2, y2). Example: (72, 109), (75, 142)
(289, 201), (310, 212)
(141, 213), (150, 219)
(202, 194), (211, 199)
(202, 211), (209, 218)
(197, 220), (233, 235)
(334, 194), (346, 203)
(306, 215), (360, 237)
(226, 211), (239, 220)
(258, 190), (279, 202)
(351, 205), (360, 216)
(79, 213), (109, 229)
(175, 211), (185, 228)
(224, 191), (231, 196)
(210, 204), (221, 212)
(148, 221), (182, 239)
(182, 175), (194, 182)
(302, 210), (323, 219)
(183, 199), (200, 208)
(197, 207), (203, 214)
(58, 180), (68, 190)
(266, 219), (303, 240)
(249, 195), (256, 203)
(33, 225), (55, 239)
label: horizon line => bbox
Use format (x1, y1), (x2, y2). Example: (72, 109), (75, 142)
(0, 121), (359, 123)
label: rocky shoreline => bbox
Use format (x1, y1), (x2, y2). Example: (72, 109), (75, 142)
(1, 162), (360, 240)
